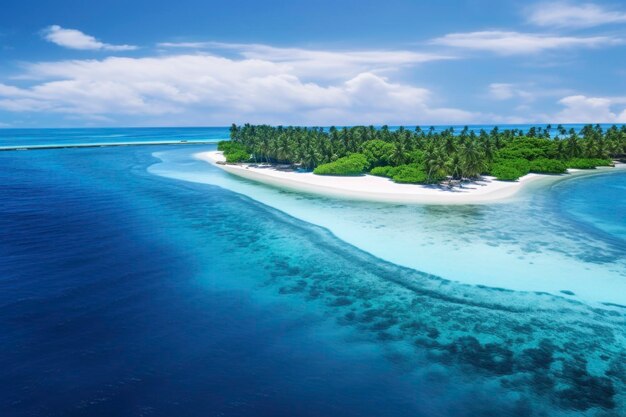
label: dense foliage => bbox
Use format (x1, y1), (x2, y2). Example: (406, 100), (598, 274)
(217, 141), (250, 163)
(529, 158), (567, 174)
(490, 158), (530, 181)
(370, 164), (432, 184)
(566, 158), (613, 169)
(313, 153), (369, 176)
(222, 123), (625, 183)
(389, 164), (430, 184)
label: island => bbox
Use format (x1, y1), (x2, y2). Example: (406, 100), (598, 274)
(199, 124), (625, 204)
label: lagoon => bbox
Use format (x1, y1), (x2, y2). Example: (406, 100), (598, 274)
(1, 127), (625, 416)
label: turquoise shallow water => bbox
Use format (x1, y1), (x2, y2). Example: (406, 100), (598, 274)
(1, 128), (625, 416)
(152, 147), (626, 305)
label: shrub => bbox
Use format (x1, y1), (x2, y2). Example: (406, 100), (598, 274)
(225, 149), (250, 163)
(529, 158), (567, 174)
(218, 140), (250, 162)
(218, 140), (242, 153)
(313, 153), (368, 176)
(217, 140), (229, 151)
(496, 137), (557, 160)
(391, 164), (429, 184)
(490, 158), (530, 181)
(407, 150), (425, 164)
(566, 158), (613, 169)
(370, 166), (396, 178)
(371, 164), (430, 184)
(361, 140), (395, 168)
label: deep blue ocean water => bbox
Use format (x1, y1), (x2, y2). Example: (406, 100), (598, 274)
(1, 124), (622, 148)
(0, 127), (229, 147)
(1, 128), (625, 417)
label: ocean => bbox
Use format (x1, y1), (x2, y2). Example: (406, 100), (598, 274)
(1, 127), (624, 417)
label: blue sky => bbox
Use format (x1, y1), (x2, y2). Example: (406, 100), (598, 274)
(1, 0), (626, 127)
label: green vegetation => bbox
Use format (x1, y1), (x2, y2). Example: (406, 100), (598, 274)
(370, 165), (396, 178)
(218, 141), (250, 163)
(222, 123), (625, 183)
(313, 153), (368, 176)
(389, 164), (429, 184)
(370, 164), (432, 183)
(566, 158), (613, 169)
(529, 158), (567, 174)
(490, 158), (530, 181)
(361, 139), (395, 167)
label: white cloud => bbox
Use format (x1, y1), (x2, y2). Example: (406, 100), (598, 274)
(431, 31), (619, 54)
(157, 41), (453, 80)
(554, 95), (626, 122)
(157, 42), (213, 49)
(42, 25), (137, 51)
(527, 2), (626, 28)
(0, 52), (479, 125)
(486, 82), (575, 102)
(488, 83), (516, 100)
(488, 83), (534, 100)
(482, 92), (626, 123)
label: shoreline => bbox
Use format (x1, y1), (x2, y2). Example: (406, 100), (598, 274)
(148, 148), (626, 305)
(196, 151), (623, 205)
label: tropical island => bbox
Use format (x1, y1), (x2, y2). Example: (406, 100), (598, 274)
(200, 124), (626, 203)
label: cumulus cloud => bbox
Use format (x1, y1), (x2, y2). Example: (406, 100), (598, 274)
(488, 83), (534, 101)
(487, 82), (575, 103)
(481, 92), (626, 123)
(527, 2), (626, 28)
(431, 31), (619, 54)
(554, 95), (626, 122)
(0, 52), (478, 125)
(42, 25), (137, 51)
(157, 42), (213, 49)
(157, 41), (453, 80)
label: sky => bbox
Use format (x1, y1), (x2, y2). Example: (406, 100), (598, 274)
(1, 0), (626, 127)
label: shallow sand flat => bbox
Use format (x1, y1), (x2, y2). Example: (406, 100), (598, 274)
(196, 151), (614, 205)
(150, 149), (626, 305)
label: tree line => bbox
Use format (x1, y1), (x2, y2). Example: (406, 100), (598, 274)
(218, 124), (625, 183)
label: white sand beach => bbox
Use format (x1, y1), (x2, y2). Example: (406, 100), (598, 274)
(195, 151), (592, 204)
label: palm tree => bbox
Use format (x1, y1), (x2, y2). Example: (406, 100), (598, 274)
(460, 140), (486, 179)
(225, 123), (625, 183)
(300, 145), (321, 170)
(424, 145), (449, 183)
(449, 152), (463, 180)
(443, 133), (456, 156)
(565, 131), (582, 158)
(276, 135), (293, 162)
(390, 141), (407, 166)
